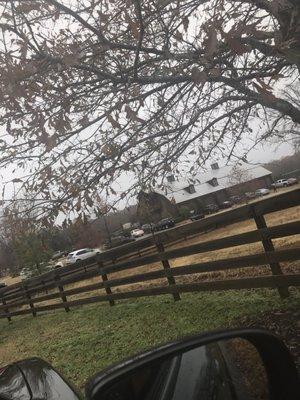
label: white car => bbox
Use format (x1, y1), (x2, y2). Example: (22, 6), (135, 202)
(131, 228), (144, 238)
(255, 188), (270, 196)
(272, 179), (289, 188)
(66, 248), (101, 264)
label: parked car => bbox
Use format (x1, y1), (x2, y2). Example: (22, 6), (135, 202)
(155, 217), (175, 231)
(0, 282), (6, 289)
(189, 209), (205, 221)
(204, 203), (219, 214)
(104, 236), (135, 249)
(51, 250), (68, 261)
(272, 179), (289, 188)
(141, 223), (155, 234)
(66, 248), (101, 264)
(255, 188), (270, 196)
(287, 177), (298, 186)
(220, 200), (233, 209)
(245, 191), (257, 199)
(131, 228), (144, 238)
(131, 222), (140, 229)
(229, 195), (244, 204)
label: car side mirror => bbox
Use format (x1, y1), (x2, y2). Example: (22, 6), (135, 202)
(85, 328), (299, 400)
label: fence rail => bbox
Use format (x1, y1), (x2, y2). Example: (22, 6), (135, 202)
(1, 188), (300, 320)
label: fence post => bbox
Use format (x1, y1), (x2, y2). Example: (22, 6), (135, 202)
(22, 283), (37, 317)
(55, 272), (70, 312)
(251, 207), (289, 299)
(1, 296), (11, 322)
(156, 242), (181, 301)
(97, 260), (115, 306)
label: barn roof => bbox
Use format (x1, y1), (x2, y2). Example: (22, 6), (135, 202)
(156, 162), (272, 204)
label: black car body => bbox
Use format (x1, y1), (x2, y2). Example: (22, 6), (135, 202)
(0, 358), (81, 400)
(204, 204), (219, 214)
(155, 218), (175, 231)
(229, 195), (244, 204)
(189, 210), (205, 221)
(220, 200), (233, 209)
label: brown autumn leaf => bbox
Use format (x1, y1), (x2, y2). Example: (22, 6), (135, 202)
(78, 115), (89, 127)
(182, 16), (189, 31)
(62, 54), (79, 66)
(76, 196), (81, 212)
(209, 67), (221, 77)
(203, 27), (218, 59)
(16, 2), (41, 14)
(225, 36), (251, 55)
(130, 21), (140, 40)
(45, 135), (57, 151)
(125, 105), (145, 122)
(107, 114), (121, 129)
(174, 30), (183, 41)
(191, 68), (208, 84)
(84, 192), (94, 208)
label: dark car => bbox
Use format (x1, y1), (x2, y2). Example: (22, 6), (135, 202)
(155, 217), (175, 231)
(220, 200), (233, 209)
(189, 209), (205, 221)
(229, 195), (244, 204)
(0, 357), (81, 400)
(0, 282), (6, 289)
(141, 223), (155, 234)
(204, 203), (219, 214)
(104, 236), (135, 249)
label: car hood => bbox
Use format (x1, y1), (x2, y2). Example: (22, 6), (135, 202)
(0, 358), (81, 400)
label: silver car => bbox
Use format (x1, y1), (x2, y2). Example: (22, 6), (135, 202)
(255, 188), (270, 196)
(66, 248), (101, 264)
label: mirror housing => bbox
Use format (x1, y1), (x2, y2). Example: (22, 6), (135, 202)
(86, 328), (299, 400)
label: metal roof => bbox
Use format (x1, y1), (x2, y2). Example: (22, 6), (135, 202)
(156, 162), (272, 204)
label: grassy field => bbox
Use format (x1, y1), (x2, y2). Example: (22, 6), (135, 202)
(0, 288), (299, 393)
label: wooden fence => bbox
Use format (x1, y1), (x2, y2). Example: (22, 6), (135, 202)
(1, 188), (300, 321)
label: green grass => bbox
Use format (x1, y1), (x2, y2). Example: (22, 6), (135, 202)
(0, 289), (299, 392)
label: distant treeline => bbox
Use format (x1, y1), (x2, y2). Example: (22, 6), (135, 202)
(265, 151), (300, 180)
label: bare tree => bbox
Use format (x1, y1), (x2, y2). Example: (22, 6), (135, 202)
(228, 164), (252, 186)
(228, 164), (254, 199)
(0, 0), (299, 220)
